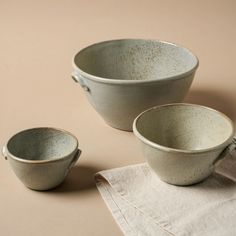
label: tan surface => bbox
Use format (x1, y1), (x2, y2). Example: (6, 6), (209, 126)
(0, 0), (236, 235)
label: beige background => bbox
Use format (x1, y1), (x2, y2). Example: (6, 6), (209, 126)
(0, 0), (236, 235)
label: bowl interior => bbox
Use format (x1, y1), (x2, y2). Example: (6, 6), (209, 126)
(74, 39), (198, 81)
(135, 104), (233, 151)
(7, 128), (78, 161)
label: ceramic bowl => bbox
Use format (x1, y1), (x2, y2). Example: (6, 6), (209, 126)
(72, 39), (199, 131)
(133, 104), (235, 185)
(2, 127), (81, 190)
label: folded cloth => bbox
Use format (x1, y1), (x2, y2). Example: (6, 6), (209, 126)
(95, 155), (236, 236)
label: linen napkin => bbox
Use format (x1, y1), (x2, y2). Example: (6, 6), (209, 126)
(95, 155), (236, 236)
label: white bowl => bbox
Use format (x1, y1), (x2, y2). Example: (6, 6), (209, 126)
(2, 127), (81, 190)
(133, 104), (235, 185)
(72, 39), (199, 131)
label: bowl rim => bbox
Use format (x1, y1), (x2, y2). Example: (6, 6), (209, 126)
(4, 127), (79, 164)
(133, 103), (235, 154)
(72, 38), (199, 85)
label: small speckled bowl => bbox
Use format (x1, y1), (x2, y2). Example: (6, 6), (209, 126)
(133, 104), (236, 185)
(72, 39), (199, 131)
(2, 127), (81, 190)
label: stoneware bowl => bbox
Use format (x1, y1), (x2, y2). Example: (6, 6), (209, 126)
(2, 127), (81, 190)
(133, 104), (236, 185)
(72, 39), (199, 131)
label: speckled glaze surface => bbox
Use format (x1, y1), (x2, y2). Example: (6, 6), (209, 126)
(2, 128), (81, 190)
(72, 39), (199, 131)
(133, 104), (235, 185)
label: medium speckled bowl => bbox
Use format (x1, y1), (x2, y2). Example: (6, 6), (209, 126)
(2, 127), (81, 190)
(72, 39), (199, 131)
(133, 104), (235, 185)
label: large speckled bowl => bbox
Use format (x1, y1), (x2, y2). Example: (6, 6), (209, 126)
(2, 128), (81, 190)
(133, 104), (235, 185)
(72, 39), (199, 131)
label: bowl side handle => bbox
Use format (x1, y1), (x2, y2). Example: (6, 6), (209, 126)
(213, 137), (236, 166)
(67, 149), (82, 172)
(71, 72), (90, 92)
(2, 146), (8, 160)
